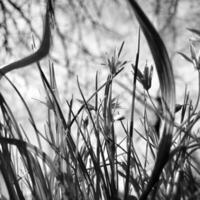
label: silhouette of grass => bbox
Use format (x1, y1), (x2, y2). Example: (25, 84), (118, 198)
(1, 1), (200, 200)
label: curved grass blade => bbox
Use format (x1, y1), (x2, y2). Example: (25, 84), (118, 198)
(0, 0), (51, 76)
(128, 1), (176, 199)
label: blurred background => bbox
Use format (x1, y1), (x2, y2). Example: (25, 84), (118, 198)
(0, 0), (200, 149)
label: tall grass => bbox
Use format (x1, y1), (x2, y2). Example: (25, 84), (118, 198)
(1, 0), (200, 200)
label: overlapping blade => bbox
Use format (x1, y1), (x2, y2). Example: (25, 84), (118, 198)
(128, 0), (175, 118)
(127, 1), (176, 199)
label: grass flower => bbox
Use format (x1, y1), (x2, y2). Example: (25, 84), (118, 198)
(133, 63), (153, 91)
(102, 42), (127, 75)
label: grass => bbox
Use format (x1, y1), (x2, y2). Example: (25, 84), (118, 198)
(1, 0), (200, 199)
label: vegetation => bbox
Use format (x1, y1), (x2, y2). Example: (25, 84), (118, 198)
(1, 0), (200, 200)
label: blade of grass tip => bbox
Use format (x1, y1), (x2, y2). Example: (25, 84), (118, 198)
(49, 62), (61, 105)
(181, 88), (189, 123)
(103, 75), (111, 119)
(118, 41), (125, 58)
(128, 1), (176, 199)
(124, 28), (140, 200)
(66, 97), (73, 142)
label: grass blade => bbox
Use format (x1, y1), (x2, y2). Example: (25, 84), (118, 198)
(128, 1), (176, 199)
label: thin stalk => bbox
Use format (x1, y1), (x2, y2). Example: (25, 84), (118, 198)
(124, 28), (140, 200)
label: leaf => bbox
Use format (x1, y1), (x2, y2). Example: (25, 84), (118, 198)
(118, 41), (125, 58)
(177, 52), (193, 63)
(128, 1), (176, 199)
(175, 104), (183, 113)
(128, 0), (175, 119)
(0, 0), (51, 76)
(190, 43), (197, 61)
(188, 28), (200, 37)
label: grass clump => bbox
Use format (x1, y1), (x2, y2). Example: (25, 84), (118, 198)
(1, 0), (200, 200)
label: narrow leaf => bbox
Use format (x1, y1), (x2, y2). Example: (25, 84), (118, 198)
(188, 28), (200, 37)
(177, 52), (193, 63)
